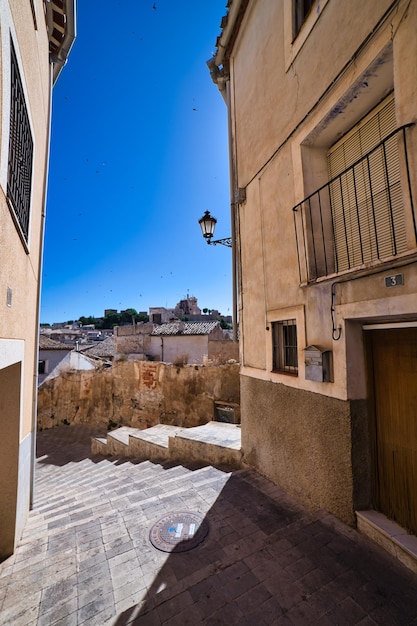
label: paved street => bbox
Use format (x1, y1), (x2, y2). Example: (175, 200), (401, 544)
(1, 425), (417, 625)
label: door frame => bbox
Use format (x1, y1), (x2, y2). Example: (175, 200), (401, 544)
(363, 322), (417, 533)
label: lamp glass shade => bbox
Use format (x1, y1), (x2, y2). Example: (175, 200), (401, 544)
(198, 211), (217, 239)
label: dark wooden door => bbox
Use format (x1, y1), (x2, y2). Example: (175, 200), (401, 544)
(367, 328), (417, 535)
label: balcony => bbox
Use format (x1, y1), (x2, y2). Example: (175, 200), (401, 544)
(293, 125), (416, 284)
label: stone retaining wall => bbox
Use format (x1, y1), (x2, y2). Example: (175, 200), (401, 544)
(37, 361), (240, 431)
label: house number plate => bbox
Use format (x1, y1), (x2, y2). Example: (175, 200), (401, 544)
(385, 273), (404, 287)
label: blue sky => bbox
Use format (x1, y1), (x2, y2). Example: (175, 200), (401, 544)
(40, 1), (231, 324)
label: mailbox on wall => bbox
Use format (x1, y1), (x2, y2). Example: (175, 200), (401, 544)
(304, 345), (332, 382)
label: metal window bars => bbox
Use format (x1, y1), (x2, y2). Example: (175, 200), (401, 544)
(293, 125), (416, 284)
(272, 320), (298, 375)
(7, 39), (34, 243)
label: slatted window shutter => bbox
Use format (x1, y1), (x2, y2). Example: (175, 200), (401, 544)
(327, 96), (407, 271)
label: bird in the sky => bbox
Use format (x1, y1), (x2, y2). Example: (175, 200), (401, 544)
(152, 3), (156, 9)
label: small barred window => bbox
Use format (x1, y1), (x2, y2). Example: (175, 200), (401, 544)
(272, 319), (298, 375)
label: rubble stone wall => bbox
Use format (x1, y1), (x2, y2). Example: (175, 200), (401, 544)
(37, 361), (240, 431)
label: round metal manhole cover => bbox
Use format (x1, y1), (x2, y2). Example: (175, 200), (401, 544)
(149, 511), (209, 553)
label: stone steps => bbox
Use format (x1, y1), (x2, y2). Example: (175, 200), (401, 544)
(129, 425), (184, 462)
(27, 453), (232, 542)
(169, 422), (242, 469)
(91, 422), (242, 469)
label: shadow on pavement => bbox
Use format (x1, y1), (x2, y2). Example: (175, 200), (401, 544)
(36, 424), (107, 466)
(112, 473), (417, 625)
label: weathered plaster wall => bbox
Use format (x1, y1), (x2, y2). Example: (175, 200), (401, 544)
(114, 324), (152, 355)
(149, 335), (217, 364)
(208, 339), (239, 363)
(37, 361), (240, 431)
(241, 375), (370, 525)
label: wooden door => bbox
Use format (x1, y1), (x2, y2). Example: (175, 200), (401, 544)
(367, 328), (417, 535)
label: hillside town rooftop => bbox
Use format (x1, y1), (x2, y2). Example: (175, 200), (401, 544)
(150, 321), (220, 336)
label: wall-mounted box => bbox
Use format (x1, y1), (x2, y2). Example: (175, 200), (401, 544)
(214, 401), (240, 424)
(304, 345), (332, 382)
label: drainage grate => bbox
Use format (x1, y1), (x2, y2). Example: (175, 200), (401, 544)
(149, 511), (209, 553)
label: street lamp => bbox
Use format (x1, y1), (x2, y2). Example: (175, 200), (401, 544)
(198, 211), (232, 247)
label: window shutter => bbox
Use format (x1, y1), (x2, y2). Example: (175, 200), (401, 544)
(327, 96), (406, 271)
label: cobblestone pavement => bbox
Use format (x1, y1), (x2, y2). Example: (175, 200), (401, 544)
(1, 425), (417, 625)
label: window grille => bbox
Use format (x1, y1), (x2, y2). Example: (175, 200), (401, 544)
(272, 320), (298, 375)
(293, 115), (416, 283)
(7, 39), (33, 243)
(327, 97), (406, 272)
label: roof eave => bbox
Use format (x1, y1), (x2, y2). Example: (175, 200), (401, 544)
(45, 0), (77, 85)
(208, 0), (249, 92)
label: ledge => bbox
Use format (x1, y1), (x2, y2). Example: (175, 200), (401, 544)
(356, 509), (417, 575)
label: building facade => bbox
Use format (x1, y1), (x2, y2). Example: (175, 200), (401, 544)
(38, 336), (71, 385)
(210, 0), (417, 533)
(0, 0), (75, 560)
(114, 321), (238, 364)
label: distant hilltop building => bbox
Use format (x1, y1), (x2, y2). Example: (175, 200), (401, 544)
(149, 295), (231, 324)
(174, 295), (201, 319)
(42, 297), (231, 334)
(149, 307), (176, 325)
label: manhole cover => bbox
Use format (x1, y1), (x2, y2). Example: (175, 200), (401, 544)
(149, 511), (209, 553)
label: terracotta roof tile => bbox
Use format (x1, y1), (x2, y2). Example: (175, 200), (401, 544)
(81, 336), (116, 358)
(151, 321), (220, 336)
(39, 335), (70, 350)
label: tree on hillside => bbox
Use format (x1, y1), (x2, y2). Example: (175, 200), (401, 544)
(101, 312), (121, 328)
(120, 308), (137, 324)
(77, 308), (149, 329)
(78, 315), (98, 326)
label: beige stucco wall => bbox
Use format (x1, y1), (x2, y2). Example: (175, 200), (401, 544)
(37, 361), (240, 431)
(0, 0), (50, 437)
(0, 0), (52, 558)
(233, 0), (417, 402)
(241, 375), (370, 525)
(223, 0), (417, 524)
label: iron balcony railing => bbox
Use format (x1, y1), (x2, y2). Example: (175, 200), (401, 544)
(293, 125), (416, 284)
